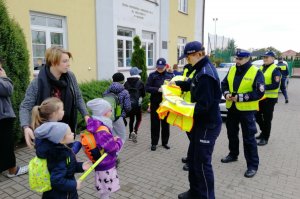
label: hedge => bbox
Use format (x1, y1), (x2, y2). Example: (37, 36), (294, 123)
(0, 0), (30, 143)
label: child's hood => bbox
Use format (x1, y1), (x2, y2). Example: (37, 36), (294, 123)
(34, 122), (68, 144)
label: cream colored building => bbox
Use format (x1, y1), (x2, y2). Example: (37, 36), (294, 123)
(5, 0), (205, 81)
(5, 0), (97, 81)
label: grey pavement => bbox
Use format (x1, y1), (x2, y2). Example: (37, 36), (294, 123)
(1, 78), (300, 199)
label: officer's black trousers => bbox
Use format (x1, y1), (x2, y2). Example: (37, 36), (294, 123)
(188, 122), (221, 199)
(226, 110), (259, 170)
(255, 99), (277, 141)
(150, 102), (170, 146)
(280, 77), (288, 100)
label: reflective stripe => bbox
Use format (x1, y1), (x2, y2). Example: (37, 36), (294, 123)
(226, 65), (259, 111)
(260, 64), (280, 98)
(201, 163), (209, 199)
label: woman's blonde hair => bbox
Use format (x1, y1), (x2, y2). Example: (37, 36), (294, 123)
(45, 46), (72, 66)
(31, 97), (63, 130)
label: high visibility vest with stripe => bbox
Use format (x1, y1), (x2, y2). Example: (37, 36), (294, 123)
(182, 68), (196, 103)
(260, 64), (280, 98)
(226, 65), (259, 111)
(278, 64), (287, 71)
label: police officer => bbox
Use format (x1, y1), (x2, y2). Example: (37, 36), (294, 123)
(174, 41), (222, 199)
(146, 58), (174, 151)
(277, 57), (289, 103)
(255, 51), (281, 146)
(221, 49), (265, 178)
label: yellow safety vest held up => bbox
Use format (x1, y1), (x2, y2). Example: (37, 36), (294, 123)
(260, 64), (280, 98)
(226, 65), (259, 111)
(181, 68), (196, 103)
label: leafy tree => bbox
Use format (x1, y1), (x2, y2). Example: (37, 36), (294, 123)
(131, 36), (147, 82)
(226, 39), (236, 56)
(252, 47), (281, 57)
(0, 0), (30, 142)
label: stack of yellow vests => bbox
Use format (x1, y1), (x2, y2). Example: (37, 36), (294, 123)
(156, 76), (195, 132)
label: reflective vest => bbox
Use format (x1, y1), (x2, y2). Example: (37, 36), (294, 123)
(278, 64), (287, 71)
(157, 81), (195, 132)
(226, 65), (259, 111)
(182, 68), (196, 103)
(260, 64), (280, 98)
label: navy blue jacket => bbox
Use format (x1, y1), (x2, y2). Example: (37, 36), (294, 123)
(221, 61), (265, 111)
(146, 70), (174, 104)
(176, 56), (222, 128)
(277, 62), (289, 77)
(261, 63), (281, 91)
(35, 139), (84, 199)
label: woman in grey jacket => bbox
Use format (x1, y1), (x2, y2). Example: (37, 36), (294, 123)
(20, 47), (89, 148)
(0, 59), (28, 177)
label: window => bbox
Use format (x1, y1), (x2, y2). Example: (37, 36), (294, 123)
(178, 0), (188, 13)
(142, 31), (155, 68)
(177, 37), (187, 66)
(30, 13), (66, 69)
(117, 27), (134, 68)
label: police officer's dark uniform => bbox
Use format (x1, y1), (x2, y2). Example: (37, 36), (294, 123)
(221, 49), (265, 178)
(146, 58), (174, 151)
(277, 57), (289, 103)
(176, 41), (222, 199)
(255, 51), (281, 146)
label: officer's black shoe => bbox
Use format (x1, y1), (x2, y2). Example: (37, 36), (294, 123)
(221, 155), (237, 163)
(162, 144), (170, 150)
(285, 99), (289, 104)
(244, 169), (257, 178)
(182, 157), (188, 163)
(255, 133), (262, 139)
(182, 163), (189, 171)
(178, 190), (196, 199)
(151, 145), (157, 151)
(257, 139), (268, 146)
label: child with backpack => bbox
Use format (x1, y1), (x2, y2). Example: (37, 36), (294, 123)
(86, 98), (123, 199)
(124, 67), (146, 143)
(31, 97), (91, 198)
(103, 72), (131, 146)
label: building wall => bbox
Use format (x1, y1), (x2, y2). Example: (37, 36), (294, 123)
(168, 0), (196, 66)
(5, 0), (97, 82)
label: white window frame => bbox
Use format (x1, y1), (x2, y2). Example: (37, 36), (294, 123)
(177, 37), (187, 66)
(178, 0), (188, 14)
(117, 27), (134, 68)
(30, 12), (67, 69)
(142, 31), (156, 68)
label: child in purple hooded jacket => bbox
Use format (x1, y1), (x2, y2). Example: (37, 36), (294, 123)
(86, 98), (123, 199)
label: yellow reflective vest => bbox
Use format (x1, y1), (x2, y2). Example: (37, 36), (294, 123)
(278, 64), (287, 71)
(182, 68), (196, 103)
(260, 64), (280, 98)
(226, 65), (259, 111)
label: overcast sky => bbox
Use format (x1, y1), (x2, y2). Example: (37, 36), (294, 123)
(204, 0), (300, 52)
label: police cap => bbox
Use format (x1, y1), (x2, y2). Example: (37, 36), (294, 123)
(178, 41), (204, 60)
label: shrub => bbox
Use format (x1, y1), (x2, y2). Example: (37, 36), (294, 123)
(131, 36), (147, 83)
(0, 0), (30, 142)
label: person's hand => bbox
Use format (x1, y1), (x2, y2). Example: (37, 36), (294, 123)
(225, 94), (232, 101)
(158, 87), (163, 92)
(114, 136), (119, 141)
(0, 67), (7, 78)
(76, 180), (82, 190)
(168, 81), (176, 86)
(84, 115), (90, 124)
(24, 127), (35, 149)
(231, 95), (238, 102)
(82, 161), (92, 171)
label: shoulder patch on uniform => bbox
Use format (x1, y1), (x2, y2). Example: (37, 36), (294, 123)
(244, 94), (249, 101)
(259, 84), (265, 92)
(275, 76), (281, 82)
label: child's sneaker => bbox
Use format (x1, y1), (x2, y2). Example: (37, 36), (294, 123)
(131, 132), (137, 143)
(129, 133), (132, 141)
(6, 165), (28, 178)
